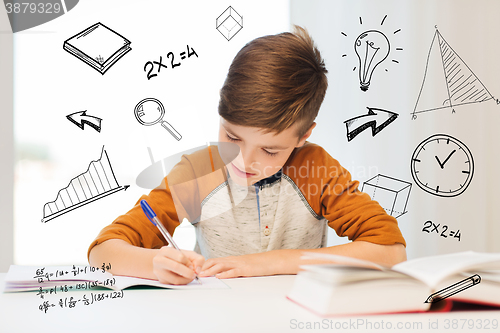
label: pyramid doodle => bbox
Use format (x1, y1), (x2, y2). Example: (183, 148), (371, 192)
(412, 29), (493, 117)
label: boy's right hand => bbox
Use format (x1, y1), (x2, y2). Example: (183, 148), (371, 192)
(152, 247), (205, 285)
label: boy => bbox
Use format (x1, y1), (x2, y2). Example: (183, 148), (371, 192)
(88, 26), (406, 285)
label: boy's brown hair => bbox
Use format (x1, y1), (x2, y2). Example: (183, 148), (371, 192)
(218, 25), (328, 139)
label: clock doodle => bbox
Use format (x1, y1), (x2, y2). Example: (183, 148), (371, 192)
(410, 134), (474, 197)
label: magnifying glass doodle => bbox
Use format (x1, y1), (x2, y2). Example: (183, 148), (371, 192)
(134, 98), (182, 141)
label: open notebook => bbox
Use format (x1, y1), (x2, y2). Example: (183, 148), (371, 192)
(3, 265), (228, 292)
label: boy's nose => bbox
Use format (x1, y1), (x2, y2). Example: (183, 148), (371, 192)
(237, 149), (255, 171)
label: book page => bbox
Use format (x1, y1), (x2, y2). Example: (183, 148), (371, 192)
(392, 251), (500, 288)
(300, 252), (389, 271)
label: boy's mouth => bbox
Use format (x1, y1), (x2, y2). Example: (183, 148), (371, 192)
(231, 163), (256, 178)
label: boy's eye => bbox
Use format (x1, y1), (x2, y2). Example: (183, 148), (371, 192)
(225, 133), (278, 156)
(263, 149), (278, 157)
(226, 133), (240, 142)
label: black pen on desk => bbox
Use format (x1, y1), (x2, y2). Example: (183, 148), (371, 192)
(140, 199), (201, 284)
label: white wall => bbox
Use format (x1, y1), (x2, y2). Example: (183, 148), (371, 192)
(10, 0), (290, 266)
(6, 0), (500, 270)
(291, 0), (500, 259)
(0, 4), (14, 272)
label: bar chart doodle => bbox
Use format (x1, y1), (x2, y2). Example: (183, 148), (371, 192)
(41, 147), (129, 223)
(412, 28), (495, 119)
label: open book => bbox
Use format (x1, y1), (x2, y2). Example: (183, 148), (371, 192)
(287, 251), (500, 316)
(3, 265), (228, 292)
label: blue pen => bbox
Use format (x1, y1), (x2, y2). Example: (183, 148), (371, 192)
(140, 199), (201, 284)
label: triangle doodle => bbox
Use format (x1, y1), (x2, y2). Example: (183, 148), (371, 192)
(412, 29), (493, 118)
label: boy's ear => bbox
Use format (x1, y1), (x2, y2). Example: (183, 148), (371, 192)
(296, 122), (316, 147)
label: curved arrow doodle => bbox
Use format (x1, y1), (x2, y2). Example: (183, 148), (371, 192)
(66, 110), (102, 133)
(344, 107), (398, 142)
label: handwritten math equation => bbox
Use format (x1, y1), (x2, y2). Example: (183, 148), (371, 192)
(34, 263), (112, 283)
(36, 278), (116, 299)
(144, 45), (198, 80)
(422, 221), (461, 241)
(39, 291), (124, 313)
(29, 263), (123, 314)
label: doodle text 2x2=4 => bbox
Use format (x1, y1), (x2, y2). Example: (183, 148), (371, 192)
(422, 220), (461, 241)
(144, 45), (198, 80)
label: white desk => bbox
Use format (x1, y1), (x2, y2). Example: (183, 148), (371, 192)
(1, 273), (499, 333)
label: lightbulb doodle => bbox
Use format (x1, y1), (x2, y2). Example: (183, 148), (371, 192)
(411, 27), (499, 120)
(341, 15), (403, 92)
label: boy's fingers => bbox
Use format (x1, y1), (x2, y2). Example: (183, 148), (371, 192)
(215, 269), (239, 279)
(159, 246), (191, 266)
(200, 258), (218, 271)
(156, 269), (194, 285)
(153, 255), (195, 280)
(199, 263), (227, 277)
(183, 251), (205, 270)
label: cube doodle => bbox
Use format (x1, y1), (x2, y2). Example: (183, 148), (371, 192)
(361, 174), (411, 218)
(216, 6), (243, 41)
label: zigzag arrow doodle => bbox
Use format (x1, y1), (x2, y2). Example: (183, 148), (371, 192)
(344, 107), (398, 142)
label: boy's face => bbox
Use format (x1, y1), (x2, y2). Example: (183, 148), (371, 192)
(219, 117), (314, 186)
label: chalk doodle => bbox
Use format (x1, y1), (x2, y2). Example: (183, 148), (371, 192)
(143, 45), (198, 80)
(66, 111), (102, 133)
(41, 147), (129, 223)
(134, 98), (182, 141)
(425, 274), (480, 304)
(410, 134), (474, 197)
(63, 22), (131, 74)
(216, 6), (243, 41)
(39, 291), (124, 313)
(361, 174), (411, 218)
(344, 107), (398, 141)
(341, 15), (403, 92)
(422, 220), (461, 241)
(412, 28), (495, 118)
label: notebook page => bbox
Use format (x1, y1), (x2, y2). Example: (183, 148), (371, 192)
(113, 275), (229, 290)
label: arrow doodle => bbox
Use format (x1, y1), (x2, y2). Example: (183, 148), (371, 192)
(344, 107), (398, 142)
(66, 111), (102, 133)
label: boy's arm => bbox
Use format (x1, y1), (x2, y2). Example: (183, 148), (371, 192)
(89, 239), (158, 280)
(199, 241), (405, 279)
